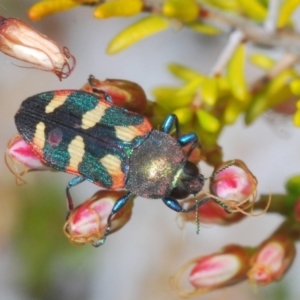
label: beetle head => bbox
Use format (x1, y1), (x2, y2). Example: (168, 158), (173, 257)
(170, 161), (205, 199)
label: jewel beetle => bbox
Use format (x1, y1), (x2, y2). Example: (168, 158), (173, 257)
(14, 81), (225, 246)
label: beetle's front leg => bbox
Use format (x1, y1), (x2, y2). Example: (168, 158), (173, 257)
(93, 191), (133, 247)
(163, 195), (211, 212)
(162, 115), (202, 158)
(162, 196), (230, 213)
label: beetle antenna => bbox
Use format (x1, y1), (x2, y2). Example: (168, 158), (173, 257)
(204, 160), (236, 181)
(212, 197), (232, 214)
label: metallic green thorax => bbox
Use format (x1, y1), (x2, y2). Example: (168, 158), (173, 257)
(125, 130), (185, 198)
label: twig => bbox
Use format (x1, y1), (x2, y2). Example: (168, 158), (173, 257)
(210, 30), (245, 77)
(199, 1), (300, 55)
(250, 52), (300, 94)
(264, 0), (283, 33)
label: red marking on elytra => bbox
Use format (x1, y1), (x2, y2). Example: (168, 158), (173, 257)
(48, 128), (63, 146)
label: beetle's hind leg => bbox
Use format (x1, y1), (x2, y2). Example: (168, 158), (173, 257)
(66, 176), (86, 215)
(93, 192), (133, 247)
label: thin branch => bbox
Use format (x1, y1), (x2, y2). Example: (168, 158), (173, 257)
(210, 30), (245, 77)
(199, 2), (300, 55)
(250, 52), (300, 94)
(264, 0), (284, 33)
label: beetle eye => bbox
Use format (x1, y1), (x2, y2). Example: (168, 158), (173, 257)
(183, 161), (199, 177)
(170, 186), (189, 199)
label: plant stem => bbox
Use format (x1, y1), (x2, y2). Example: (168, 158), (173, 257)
(210, 30), (245, 77)
(250, 52), (300, 94)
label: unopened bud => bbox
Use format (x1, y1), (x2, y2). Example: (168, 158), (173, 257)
(171, 245), (251, 297)
(5, 134), (49, 184)
(81, 76), (147, 113)
(64, 190), (134, 246)
(180, 198), (245, 225)
(248, 235), (296, 286)
(210, 160), (258, 210)
(0, 16), (75, 80)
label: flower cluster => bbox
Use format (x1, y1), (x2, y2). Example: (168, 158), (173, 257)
(173, 173), (300, 296)
(171, 234), (296, 297)
(24, 1), (300, 128)
(5, 0), (300, 295)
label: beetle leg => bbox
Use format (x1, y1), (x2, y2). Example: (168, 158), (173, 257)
(93, 192), (133, 247)
(87, 74), (113, 103)
(163, 196), (209, 212)
(100, 91), (113, 103)
(162, 196), (230, 213)
(177, 133), (202, 158)
(177, 133), (197, 147)
(88, 74), (95, 86)
(161, 114), (180, 138)
(162, 115), (202, 157)
(88, 74), (101, 95)
(66, 176), (86, 212)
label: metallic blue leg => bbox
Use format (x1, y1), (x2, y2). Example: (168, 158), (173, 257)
(93, 192), (133, 247)
(162, 196), (230, 213)
(66, 176), (86, 211)
(178, 133), (201, 157)
(162, 115), (202, 158)
(161, 114), (180, 137)
(177, 133), (197, 146)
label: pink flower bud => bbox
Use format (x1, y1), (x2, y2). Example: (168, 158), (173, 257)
(5, 134), (49, 184)
(64, 190), (134, 246)
(210, 160), (258, 209)
(0, 16), (75, 80)
(171, 245), (251, 297)
(248, 235), (296, 286)
(180, 198), (245, 225)
(81, 76), (147, 113)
